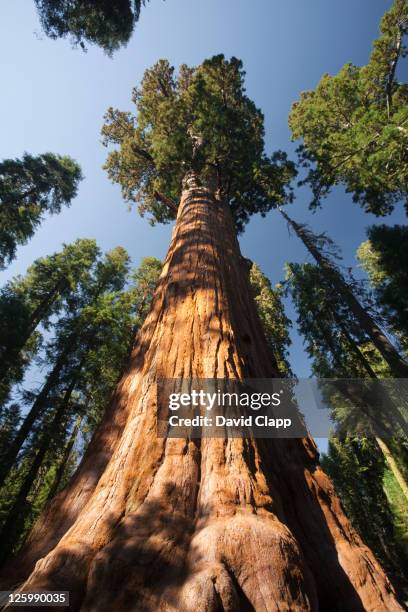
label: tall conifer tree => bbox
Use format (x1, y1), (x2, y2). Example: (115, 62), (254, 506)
(0, 239), (99, 403)
(0, 153), (82, 268)
(358, 224), (408, 353)
(280, 208), (408, 378)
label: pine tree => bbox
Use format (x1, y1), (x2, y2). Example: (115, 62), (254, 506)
(288, 0), (408, 214)
(0, 290), (39, 406)
(358, 224), (408, 353)
(34, 0), (146, 54)
(130, 256), (163, 327)
(0, 247), (129, 489)
(280, 208), (408, 378)
(0, 153), (82, 268)
(1, 56), (400, 610)
(249, 261), (293, 375)
(0, 239), (99, 404)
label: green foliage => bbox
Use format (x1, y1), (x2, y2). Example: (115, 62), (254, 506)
(130, 256), (162, 327)
(285, 261), (379, 378)
(249, 262), (292, 375)
(0, 291), (39, 405)
(0, 153), (82, 268)
(0, 239), (99, 405)
(358, 225), (408, 352)
(321, 437), (405, 577)
(102, 55), (296, 232)
(383, 466), (408, 558)
(0, 404), (21, 463)
(80, 257), (161, 432)
(34, 0), (144, 54)
(289, 0), (408, 214)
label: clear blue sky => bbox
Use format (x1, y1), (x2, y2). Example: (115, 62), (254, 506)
(0, 0), (406, 377)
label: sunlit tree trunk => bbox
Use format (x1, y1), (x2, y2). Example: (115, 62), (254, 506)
(2, 178), (401, 610)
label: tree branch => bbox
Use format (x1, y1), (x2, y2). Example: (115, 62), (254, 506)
(153, 191), (178, 214)
(131, 143), (155, 165)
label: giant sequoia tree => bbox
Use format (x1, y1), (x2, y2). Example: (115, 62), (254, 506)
(1, 56), (402, 610)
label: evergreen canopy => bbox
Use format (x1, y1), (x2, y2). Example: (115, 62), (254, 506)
(102, 55), (295, 232)
(0, 153), (82, 269)
(289, 0), (408, 215)
(358, 224), (408, 352)
(249, 262), (292, 376)
(34, 0), (144, 54)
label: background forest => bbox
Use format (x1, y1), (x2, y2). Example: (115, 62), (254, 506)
(0, 0), (407, 604)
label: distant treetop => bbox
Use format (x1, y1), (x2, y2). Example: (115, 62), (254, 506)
(33, 0), (146, 54)
(289, 0), (408, 215)
(102, 55), (296, 232)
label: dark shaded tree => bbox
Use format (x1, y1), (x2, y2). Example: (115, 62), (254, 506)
(286, 261), (408, 582)
(358, 224), (408, 353)
(0, 247), (129, 490)
(0, 404), (21, 465)
(34, 0), (145, 54)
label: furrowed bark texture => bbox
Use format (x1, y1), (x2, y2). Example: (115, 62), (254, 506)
(1, 184), (401, 611)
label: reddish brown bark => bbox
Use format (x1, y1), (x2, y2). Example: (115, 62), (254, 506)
(1, 180), (401, 610)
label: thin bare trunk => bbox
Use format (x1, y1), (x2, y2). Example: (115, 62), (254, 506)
(1, 180), (401, 610)
(280, 208), (408, 379)
(46, 415), (82, 503)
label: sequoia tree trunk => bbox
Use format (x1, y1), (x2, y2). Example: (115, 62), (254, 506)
(1, 178), (402, 610)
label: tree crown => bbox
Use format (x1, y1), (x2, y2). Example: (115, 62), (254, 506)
(102, 55), (295, 232)
(0, 153), (83, 269)
(34, 0), (144, 54)
(288, 0), (408, 215)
